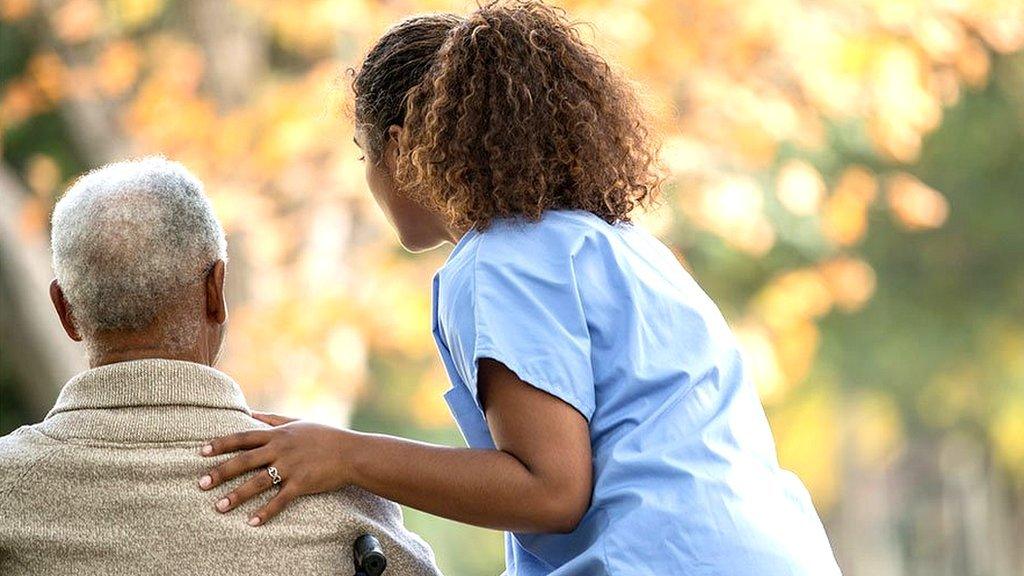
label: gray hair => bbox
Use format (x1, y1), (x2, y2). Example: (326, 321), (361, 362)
(50, 157), (227, 343)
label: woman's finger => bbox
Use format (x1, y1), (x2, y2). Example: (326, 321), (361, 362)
(248, 486), (297, 526)
(199, 446), (273, 490)
(252, 412), (297, 426)
(201, 429), (272, 457)
(214, 468), (275, 513)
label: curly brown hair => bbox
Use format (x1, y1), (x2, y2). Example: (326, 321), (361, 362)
(354, 1), (661, 231)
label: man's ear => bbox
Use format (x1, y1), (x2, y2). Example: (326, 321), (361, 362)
(205, 260), (227, 325)
(384, 124), (402, 172)
(49, 279), (83, 342)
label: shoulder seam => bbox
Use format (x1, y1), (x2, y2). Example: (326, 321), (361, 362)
(468, 231), (487, 388)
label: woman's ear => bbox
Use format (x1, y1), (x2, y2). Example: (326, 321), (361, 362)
(49, 279), (83, 342)
(384, 124), (403, 171)
(205, 260), (227, 325)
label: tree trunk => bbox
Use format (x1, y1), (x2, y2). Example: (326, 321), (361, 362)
(0, 166), (87, 418)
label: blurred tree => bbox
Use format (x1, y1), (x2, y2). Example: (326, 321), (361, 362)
(1, 1), (1021, 574)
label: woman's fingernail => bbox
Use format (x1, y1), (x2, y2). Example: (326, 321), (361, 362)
(199, 475), (212, 489)
(248, 516), (261, 526)
(216, 498), (230, 512)
(201, 444), (213, 455)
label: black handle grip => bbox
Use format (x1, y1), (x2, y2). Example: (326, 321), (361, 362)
(354, 533), (387, 576)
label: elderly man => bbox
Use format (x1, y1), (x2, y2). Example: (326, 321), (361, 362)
(0, 157), (442, 575)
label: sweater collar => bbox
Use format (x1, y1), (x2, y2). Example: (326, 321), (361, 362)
(39, 359), (254, 443)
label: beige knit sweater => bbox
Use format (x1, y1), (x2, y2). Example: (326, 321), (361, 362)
(0, 359), (443, 576)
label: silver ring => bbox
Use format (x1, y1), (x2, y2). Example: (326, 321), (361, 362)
(267, 466), (282, 485)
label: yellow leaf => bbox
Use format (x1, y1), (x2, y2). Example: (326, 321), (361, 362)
(110, 0), (164, 29)
(770, 389), (839, 510)
(1, 0), (34, 21)
(757, 269), (833, 331)
(51, 0), (102, 44)
(776, 159), (824, 216)
(27, 52), (66, 103)
(886, 172), (949, 231)
(992, 401), (1024, 476)
(25, 153), (61, 196)
(818, 257), (876, 312)
(822, 166), (877, 246)
(96, 40), (141, 96)
(735, 322), (786, 404)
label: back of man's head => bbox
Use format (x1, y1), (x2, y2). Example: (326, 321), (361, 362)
(50, 157), (228, 364)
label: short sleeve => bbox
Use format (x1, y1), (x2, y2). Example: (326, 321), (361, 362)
(442, 234), (596, 421)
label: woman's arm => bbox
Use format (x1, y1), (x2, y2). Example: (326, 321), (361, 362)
(200, 359), (593, 532)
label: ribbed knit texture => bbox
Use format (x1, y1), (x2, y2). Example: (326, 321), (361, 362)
(0, 359), (442, 575)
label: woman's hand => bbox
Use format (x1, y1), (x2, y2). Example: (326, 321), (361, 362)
(198, 360), (593, 534)
(198, 412), (355, 526)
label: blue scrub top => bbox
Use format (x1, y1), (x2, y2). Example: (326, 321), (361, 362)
(431, 210), (842, 575)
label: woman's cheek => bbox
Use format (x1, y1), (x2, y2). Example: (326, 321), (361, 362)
(364, 163), (389, 212)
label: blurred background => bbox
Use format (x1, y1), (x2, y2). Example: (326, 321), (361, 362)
(1, 0), (1022, 574)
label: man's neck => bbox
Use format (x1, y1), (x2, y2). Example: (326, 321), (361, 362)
(91, 346), (209, 369)
(87, 322), (217, 369)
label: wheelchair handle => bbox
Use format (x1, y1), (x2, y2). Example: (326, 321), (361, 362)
(353, 533), (387, 576)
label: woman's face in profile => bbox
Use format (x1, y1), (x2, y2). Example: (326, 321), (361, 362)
(355, 125), (451, 253)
